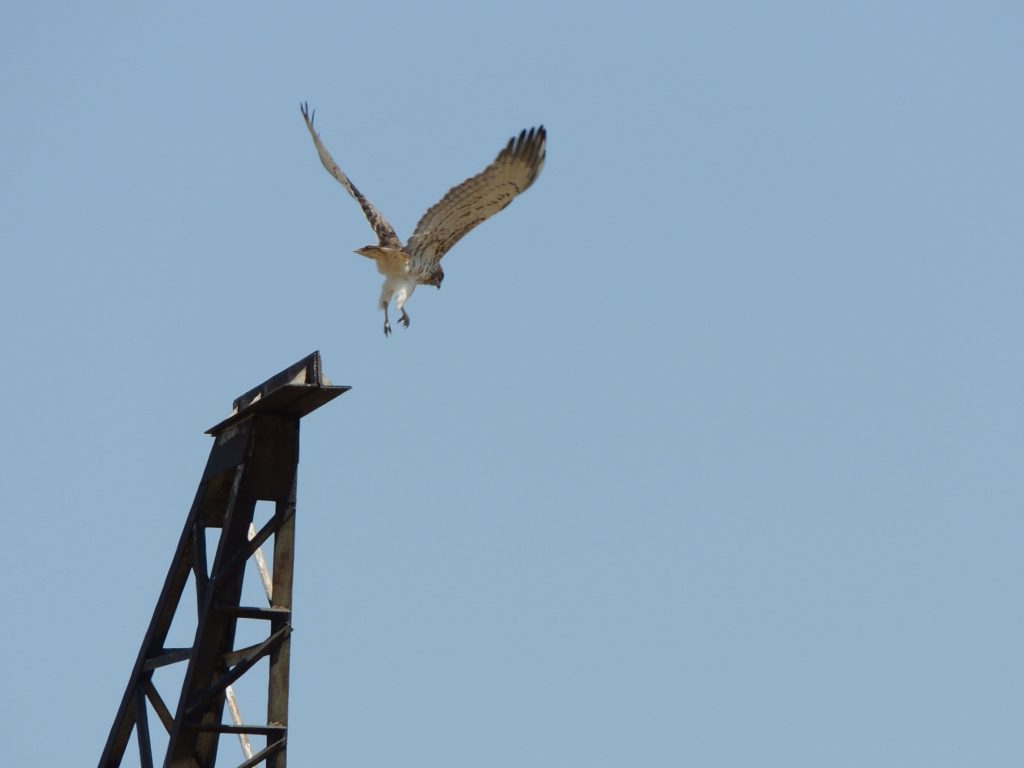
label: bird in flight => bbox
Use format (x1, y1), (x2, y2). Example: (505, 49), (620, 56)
(301, 103), (545, 335)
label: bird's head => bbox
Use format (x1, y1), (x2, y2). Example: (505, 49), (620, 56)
(427, 265), (444, 289)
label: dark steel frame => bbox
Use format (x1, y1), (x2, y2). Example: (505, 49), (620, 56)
(99, 352), (348, 768)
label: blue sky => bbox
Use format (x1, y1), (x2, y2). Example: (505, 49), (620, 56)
(3, 1), (1022, 765)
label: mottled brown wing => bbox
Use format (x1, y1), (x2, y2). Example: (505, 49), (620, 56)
(405, 126), (546, 267)
(300, 103), (402, 249)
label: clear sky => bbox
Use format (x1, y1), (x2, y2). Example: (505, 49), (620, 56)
(3, 1), (1022, 765)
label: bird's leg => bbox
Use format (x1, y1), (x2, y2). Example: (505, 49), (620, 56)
(394, 290), (411, 329)
(382, 304), (392, 337)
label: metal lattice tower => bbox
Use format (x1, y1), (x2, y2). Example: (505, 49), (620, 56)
(99, 352), (348, 768)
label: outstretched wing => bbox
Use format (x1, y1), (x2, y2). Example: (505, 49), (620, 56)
(405, 126), (546, 266)
(300, 103), (402, 249)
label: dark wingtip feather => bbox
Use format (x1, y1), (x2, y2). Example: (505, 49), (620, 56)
(518, 126), (546, 167)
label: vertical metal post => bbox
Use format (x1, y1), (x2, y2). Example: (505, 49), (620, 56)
(266, 480), (296, 768)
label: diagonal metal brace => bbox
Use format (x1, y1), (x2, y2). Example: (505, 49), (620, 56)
(184, 624), (292, 718)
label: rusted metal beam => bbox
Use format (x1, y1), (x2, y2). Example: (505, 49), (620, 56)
(143, 649), (193, 671)
(193, 724), (288, 737)
(142, 677), (175, 735)
(235, 739), (286, 768)
(266, 488), (296, 768)
(135, 686), (154, 768)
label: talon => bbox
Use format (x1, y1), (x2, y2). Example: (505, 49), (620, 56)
(383, 322), (392, 337)
(398, 310), (410, 328)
